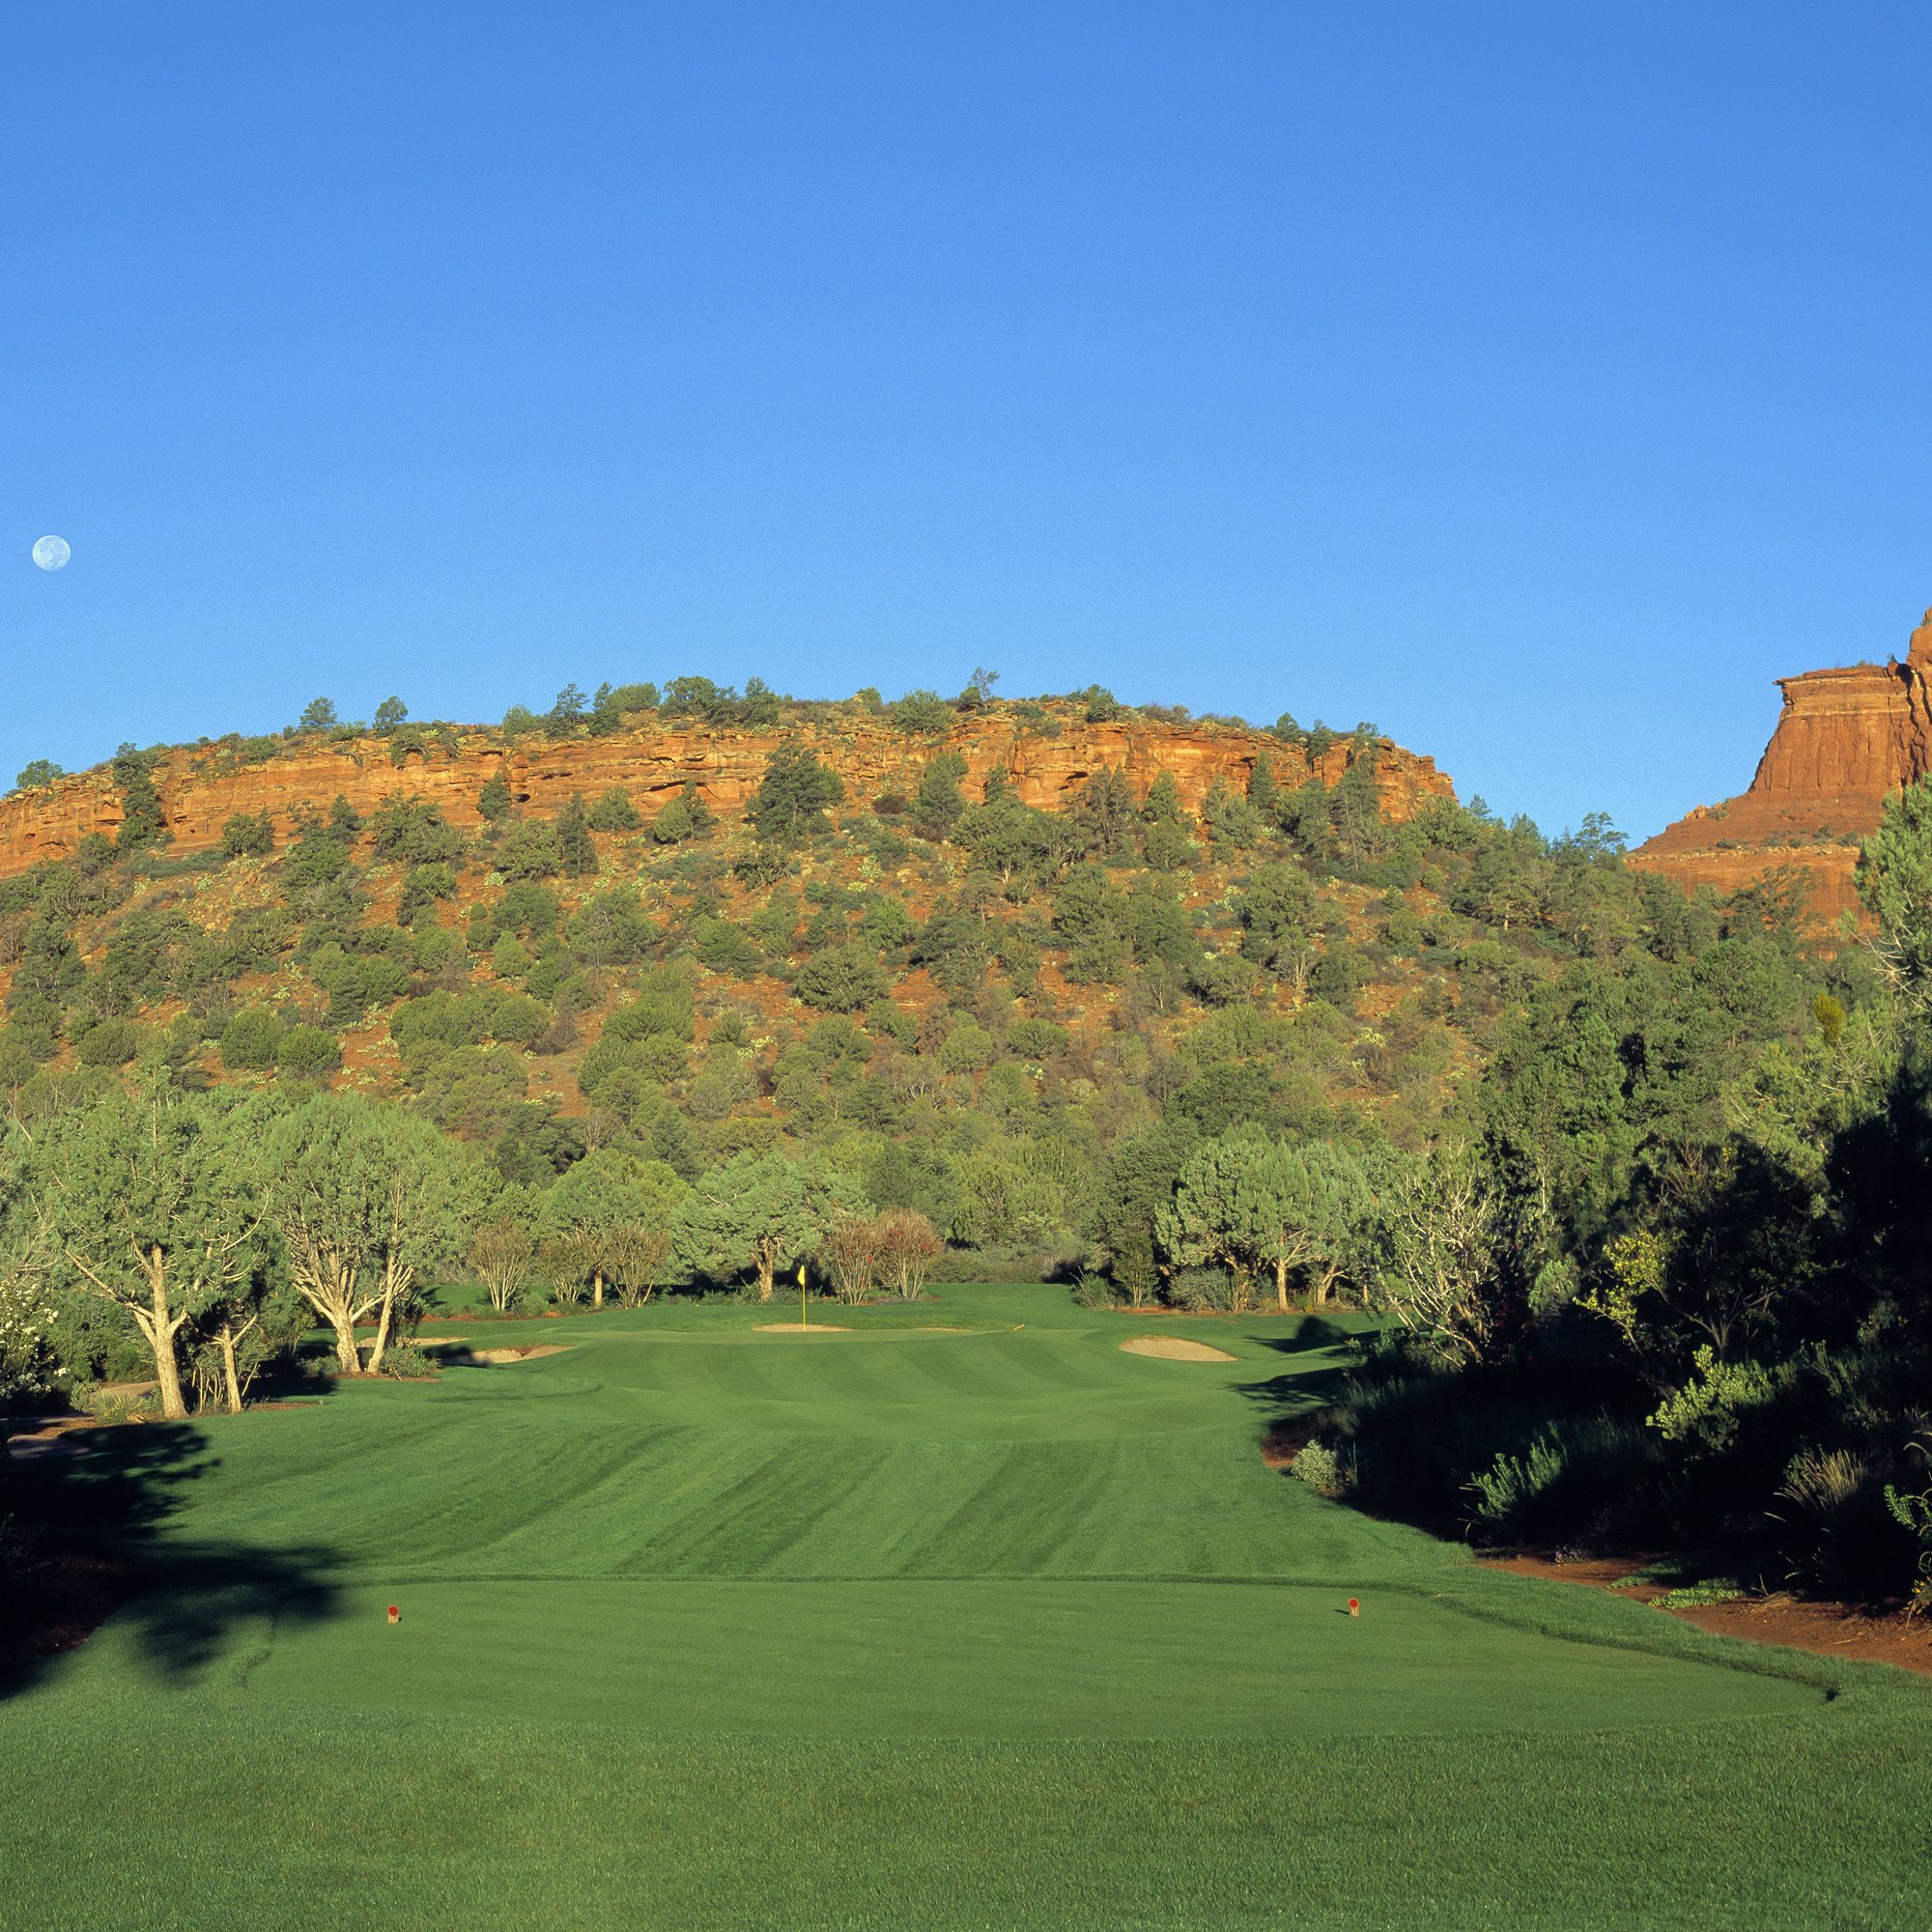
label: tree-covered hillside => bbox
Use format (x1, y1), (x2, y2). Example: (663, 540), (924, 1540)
(6, 675), (1927, 1609)
(0, 681), (1783, 1261)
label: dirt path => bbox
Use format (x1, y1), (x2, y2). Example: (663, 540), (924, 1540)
(1481, 1551), (1932, 1678)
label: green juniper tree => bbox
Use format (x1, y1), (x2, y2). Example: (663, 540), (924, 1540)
(31, 1089), (266, 1420)
(587, 786), (640, 832)
(555, 793), (599, 877)
(478, 767), (515, 823)
(261, 1092), (480, 1375)
(670, 1151), (867, 1300)
(750, 744), (843, 846)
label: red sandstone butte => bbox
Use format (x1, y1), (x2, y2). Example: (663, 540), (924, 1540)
(0, 711), (1456, 879)
(1629, 606), (1932, 923)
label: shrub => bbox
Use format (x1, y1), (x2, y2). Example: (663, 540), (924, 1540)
(1466, 1430), (1570, 1540)
(1071, 1270), (1120, 1311)
(731, 843), (791, 889)
(587, 786), (640, 832)
(555, 793), (598, 876)
(568, 888), (655, 964)
(1007, 1017), (1067, 1061)
(497, 821), (562, 880)
(795, 944), (889, 1013)
(823, 1217), (883, 1304)
(938, 1022), (995, 1075)
(1463, 1416), (1659, 1548)
(1884, 1463), (1932, 1616)
(874, 1208), (943, 1298)
(219, 1005), (284, 1071)
(1166, 1265), (1239, 1313)
(912, 753), (968, 840)
(649, 781), (715, 844)
(370, 798), (464, 866)
(220, 810), (275, 859)
(398, 863), (458, 926)
(1290, 1440), (1350, 1499)
(479, 768), (514, 821)
(378, 1343), (438, 1379)
(75, 1018), (141, 1066)
(1775, 1448), (1912, 1601)
(889, 690), (952, 735)
(276, 1025), (342, 1076)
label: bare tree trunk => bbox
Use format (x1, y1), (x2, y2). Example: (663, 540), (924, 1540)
(295, 1254), (371, 1375)
(366, 1288), (395, 1377)
(756, 1257), (776, 1300)
(137, 1245), (190, 1421)
(1274, 1257), (1290, 1313)
(214, 1314), (259, 1414)
(365, 1254), (414, 1378)
(592, 1268), (604, 1311)
(126, 1255), (190, 1420)
(331, 1310), (363, 1376)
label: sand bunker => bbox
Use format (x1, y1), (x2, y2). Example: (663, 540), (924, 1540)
(1120, 1335), (1236, 1363)
(435, 1344), (573, 1366)
(753, 1322), (853, 1332)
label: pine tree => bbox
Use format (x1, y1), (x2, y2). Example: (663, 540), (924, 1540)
(1247, 753), (1281, 823)
(650, 781), (716, 844)
(750, 744), (844, 845)
(111, 744), (168, 852)
(556, 793), (598, 876)
(587, 786), (640, 832)
(479, 767), (514, 823)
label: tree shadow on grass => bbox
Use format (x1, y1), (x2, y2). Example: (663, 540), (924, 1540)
(0, 1419), (340, 1702)
(1226, 1319), (1362, 1455)
(1240, 1315), (1355, 1358)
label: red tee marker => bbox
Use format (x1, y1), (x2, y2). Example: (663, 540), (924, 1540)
(387, 1605), (401, 1625)
(1347, 1597), (1360, 1617)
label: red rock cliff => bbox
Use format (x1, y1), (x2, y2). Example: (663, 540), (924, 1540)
(1629, 606), (1932, 921)
(0, 710), (1456, 874)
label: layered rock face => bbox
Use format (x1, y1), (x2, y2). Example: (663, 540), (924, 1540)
(0, 711), (1456, 876)
(1630, 607), (1932, 921)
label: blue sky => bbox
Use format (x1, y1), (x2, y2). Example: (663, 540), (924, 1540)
(6, 2), (1928, 840)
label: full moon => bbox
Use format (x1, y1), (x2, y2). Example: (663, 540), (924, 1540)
(32, 535), (71, 572)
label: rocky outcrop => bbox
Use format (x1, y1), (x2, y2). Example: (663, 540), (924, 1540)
(0, 711), (1456, 876)
(1629, 607), (1932, 922)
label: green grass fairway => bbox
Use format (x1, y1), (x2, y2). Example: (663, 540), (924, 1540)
(242, 1578), (1815, 1738)
(4, 1287), (1927, 1930)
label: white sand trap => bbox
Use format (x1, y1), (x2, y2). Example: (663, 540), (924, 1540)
(1120, 1335), (1236, 1363)
(753, 1322), (852, 1332)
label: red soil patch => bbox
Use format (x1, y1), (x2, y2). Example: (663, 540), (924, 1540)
(1482, 1550), (1932, 1679)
